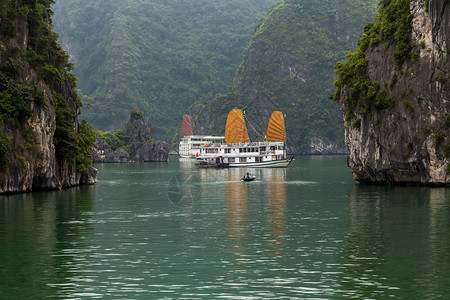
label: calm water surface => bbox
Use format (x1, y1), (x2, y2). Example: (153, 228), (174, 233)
(0, 156), (449, 299)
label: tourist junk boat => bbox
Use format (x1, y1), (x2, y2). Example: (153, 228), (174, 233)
(179, 115), (225, 158)
(195, 109), (293, 168)
(179, 135), (224, 158)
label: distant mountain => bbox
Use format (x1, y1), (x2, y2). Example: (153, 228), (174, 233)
(52, 0), (278, 138)
(203, 0), (378, 153)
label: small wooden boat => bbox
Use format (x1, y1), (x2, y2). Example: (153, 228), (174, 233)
(242, 173), (256, 181)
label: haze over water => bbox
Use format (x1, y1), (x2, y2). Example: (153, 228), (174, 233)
(1, 156), (449, 298)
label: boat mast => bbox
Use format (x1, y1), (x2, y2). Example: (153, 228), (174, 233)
(196, 116), (199, 135)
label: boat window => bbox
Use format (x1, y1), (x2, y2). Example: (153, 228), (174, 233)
(239, 157), (247, 162)
(239, 148), (242, 153)
(229, 157), (235, 162)
(255, 157), (259, 162)
(260, 146), (266, 151)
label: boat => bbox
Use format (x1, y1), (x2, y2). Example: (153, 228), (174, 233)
(179, 115), (225, 158)
(179, 135), (225, 158)
(194, 156), (229, 168)
(195, 110), (294, 168)
(242, 172), (256, 181)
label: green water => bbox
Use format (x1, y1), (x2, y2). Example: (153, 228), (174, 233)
(0, 156), (449, 299)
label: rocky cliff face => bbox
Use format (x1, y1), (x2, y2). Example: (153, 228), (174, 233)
(93, 115), (169, 163)
(335, 0), (449, 185)
(0, 1), (97, 194)
(307, 137), (346, 155)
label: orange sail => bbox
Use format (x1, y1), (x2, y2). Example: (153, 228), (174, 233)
(225, 109), (250, 143)
(266, 111), (286, 141)
(181, 115), (193, 137)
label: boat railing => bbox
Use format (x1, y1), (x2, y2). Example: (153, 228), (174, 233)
(199, 141), (284, 149)
(261, 150), (275, 155)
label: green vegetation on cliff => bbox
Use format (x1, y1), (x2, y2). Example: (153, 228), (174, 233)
(333, 0), (450, 181)
(0, 0), (95, 173)
(52, 0), (278, 137)
(96, 129), (130, 152)
(333, 0), (413, 120)
(205, 0), (378, 152)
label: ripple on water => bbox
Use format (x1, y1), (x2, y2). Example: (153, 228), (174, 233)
(6, 158), (447, 299)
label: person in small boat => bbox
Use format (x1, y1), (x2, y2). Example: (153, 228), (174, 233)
(244, 172), (250, 179)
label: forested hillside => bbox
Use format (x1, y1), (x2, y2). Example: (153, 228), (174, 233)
(204, 0), (378, 153)
(52, 0), (278, 137)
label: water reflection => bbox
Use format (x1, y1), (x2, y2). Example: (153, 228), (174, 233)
(225, 171), (249, 273)
(0, 187), (95, 298)
(266, 169), (287, 256)
(224, 168), (288, 288)
(340, 185), (450, 299)
(5, 158), (449, 298)
(265, 169), (288, 285)
(178, 157), (193, 171)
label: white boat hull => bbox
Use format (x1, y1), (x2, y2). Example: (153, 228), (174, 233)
(228, 158), (292, 168)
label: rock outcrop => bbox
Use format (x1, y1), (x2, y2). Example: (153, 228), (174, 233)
(335, 0), (449, 185)
(92, 114), (169, 163)
(307, 137), (346, 155)
(0, 1), (97, 194)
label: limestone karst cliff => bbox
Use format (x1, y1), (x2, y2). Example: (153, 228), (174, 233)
(0, 0), (97, 194)
(334, 0), (449, 185)
(93, 111), (170, 163)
